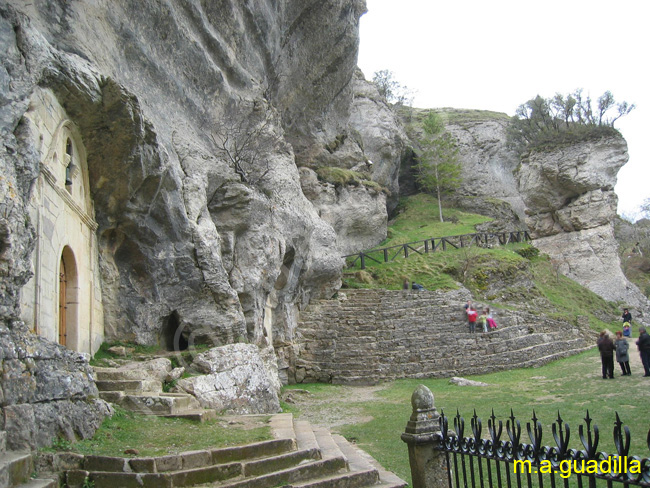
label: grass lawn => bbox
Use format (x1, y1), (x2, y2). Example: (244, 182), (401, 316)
(284, 345), (650, 486)
(46, 408), (272, 457)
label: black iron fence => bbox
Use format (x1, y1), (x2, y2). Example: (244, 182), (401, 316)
(439, 410), (650, 488)
(344, 231), (531, 270)
(402, 386), (650, 488)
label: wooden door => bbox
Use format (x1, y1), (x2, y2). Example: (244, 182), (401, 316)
(59, 257), (67, 345)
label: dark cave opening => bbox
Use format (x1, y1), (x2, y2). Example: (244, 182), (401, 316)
(161, 310), (188, 351)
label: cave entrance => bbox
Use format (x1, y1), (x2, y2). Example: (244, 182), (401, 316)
(161, 310), (188, 352)
(274, 248), (296, 290)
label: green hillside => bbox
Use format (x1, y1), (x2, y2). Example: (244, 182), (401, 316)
(343, 194), (621, 332)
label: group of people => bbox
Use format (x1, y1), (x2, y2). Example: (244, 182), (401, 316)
(403, 279), (425, 291)
(597, 308), (650, 378)
(463, 300), (497, 333)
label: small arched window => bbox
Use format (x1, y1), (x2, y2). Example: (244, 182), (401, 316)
(64, 138), (74, 192)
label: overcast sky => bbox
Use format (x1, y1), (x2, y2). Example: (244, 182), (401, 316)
(357, 0), (648, 219)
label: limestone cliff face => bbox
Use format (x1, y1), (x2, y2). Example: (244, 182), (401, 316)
(400, 108), (647, 314)
(0, 0), (376, 347)
(445, 112), (527, 226)
(400, 109), (527, 229)
(0, 0), (400, 447)
(516, 136), (649, 311)
(297, 70), (409, 254)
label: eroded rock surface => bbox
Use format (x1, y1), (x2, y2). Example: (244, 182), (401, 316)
(0, 322), (111, 450)
(516, 136), (649, 311)
(174, 343), (281, 415)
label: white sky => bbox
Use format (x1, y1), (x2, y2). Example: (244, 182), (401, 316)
(357, 0), (649, 219)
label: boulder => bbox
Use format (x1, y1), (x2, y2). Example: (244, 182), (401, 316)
(175, 344), (281, 415)
(449, 377), (489, 387)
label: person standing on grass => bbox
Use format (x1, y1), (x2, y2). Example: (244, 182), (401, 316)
(636, 326), (650, 377)
(622, 308), (632, 324)
(622, 308), (632, 336)
(614, 331), (631, 376)
(597, 331), (615, 379)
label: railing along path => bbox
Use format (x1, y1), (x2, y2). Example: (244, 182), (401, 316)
(344, 231), (531, 269)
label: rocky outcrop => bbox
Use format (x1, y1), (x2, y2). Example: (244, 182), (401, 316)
(516, 136), (649, 312)
(299, 167), (387, 255)
(398, 107), (646, 313)
(399, 108), (527, 227)
(0, 2), (376, 350)
(174, 343), (281, 415)
(0, 322), (111, 450)
(296, 70), (409, 253)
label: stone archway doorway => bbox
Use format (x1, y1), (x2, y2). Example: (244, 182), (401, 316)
(58, 246), (78, 349)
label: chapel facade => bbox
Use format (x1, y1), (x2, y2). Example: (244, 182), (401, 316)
(19, 88), (104, 354)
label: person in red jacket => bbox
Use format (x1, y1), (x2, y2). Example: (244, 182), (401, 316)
(466, 306), (478, 333)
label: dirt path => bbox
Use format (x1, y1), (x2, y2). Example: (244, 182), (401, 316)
(282, 384), (389, 429)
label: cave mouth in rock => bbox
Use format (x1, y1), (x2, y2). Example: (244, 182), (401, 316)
(274, 247), (296, 290)
(161, 310), (188, 352)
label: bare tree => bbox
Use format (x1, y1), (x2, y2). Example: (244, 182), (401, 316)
(210, 100), (282, 186)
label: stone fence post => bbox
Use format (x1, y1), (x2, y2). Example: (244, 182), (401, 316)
(401, 385), (449, 488)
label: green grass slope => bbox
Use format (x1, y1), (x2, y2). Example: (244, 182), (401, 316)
(343, 194), (621, 332)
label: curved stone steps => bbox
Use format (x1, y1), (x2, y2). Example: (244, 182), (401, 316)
(93, 365), (217, 421)
(59, 414), (405, 488)
(294, 289), (594, 384)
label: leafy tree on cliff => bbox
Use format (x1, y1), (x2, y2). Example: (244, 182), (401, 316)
(508, 89), (635, 152)
(415, 112), (461, 222)
(372, 69), (415, 106)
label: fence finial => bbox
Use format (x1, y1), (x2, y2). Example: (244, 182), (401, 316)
(406, 384), (439, 434)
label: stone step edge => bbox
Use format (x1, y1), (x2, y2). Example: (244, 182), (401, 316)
(325, 337), (590, 365)
(0, 450), (33, 486)
(332, 435), (407, 488)
(60, 437), (297, 476)
(67, 448), (323, 487)
(311, 427), (346, 463)
(69, 455), (348, 488)
(15, 478), (58, 488)
(330, 346), (595, 383)
(293, 420), (319, 452)
(212, 455), (348, 488)
(287, 467), (379, 488)
(161, 409), (219, 422)
(268, 413), (296, 442)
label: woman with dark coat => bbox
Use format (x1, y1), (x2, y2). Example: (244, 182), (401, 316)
(636, 326), (650, 377)
(614, 331), (631, 376)
(597, 331), (615, 379)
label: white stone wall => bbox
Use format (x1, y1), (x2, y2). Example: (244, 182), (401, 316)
(19, 88), (104, 354)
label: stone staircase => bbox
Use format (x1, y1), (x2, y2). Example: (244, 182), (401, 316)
(61, 413), (406, 488)
(290, 288), (595, 384)
(0, 430), (56, 488)
(94, 364), (217, 421)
